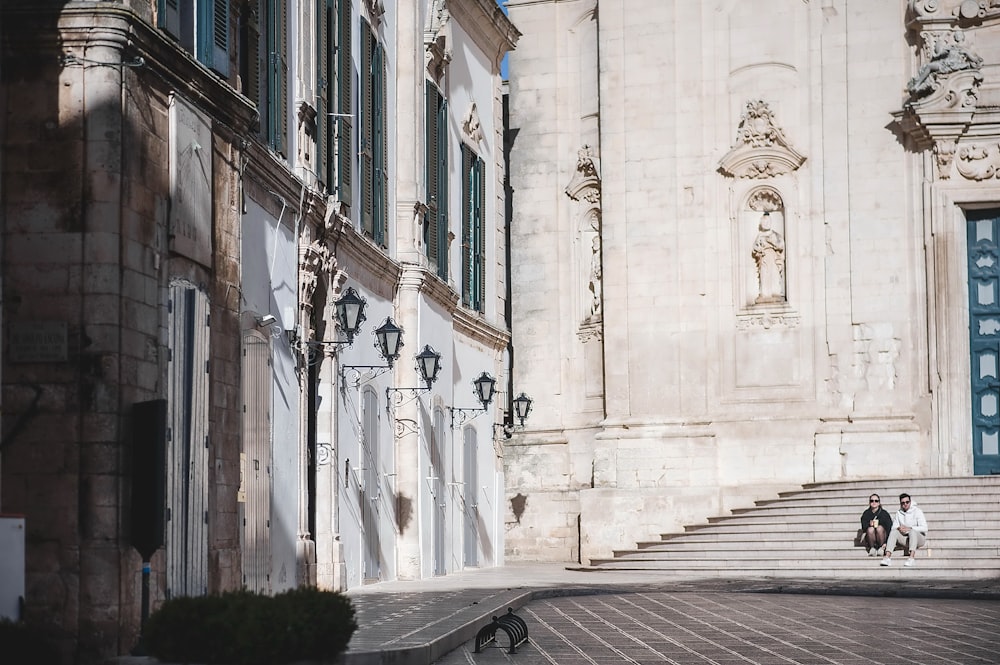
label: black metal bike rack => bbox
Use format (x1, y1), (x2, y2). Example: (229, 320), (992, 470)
(474, 607), (529, 653)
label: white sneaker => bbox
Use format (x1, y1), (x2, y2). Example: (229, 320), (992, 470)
(880, 557), (891, 566)
(904, 558), (916, 567)
(868, 548), (878, 557)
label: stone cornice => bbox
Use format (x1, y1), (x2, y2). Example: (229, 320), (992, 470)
(448, 0), (521, 69)
(38, 4), (258, 137)
(453, 307), (510, 354)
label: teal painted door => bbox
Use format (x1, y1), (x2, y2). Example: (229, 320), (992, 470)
(967, 210), (1000, 474)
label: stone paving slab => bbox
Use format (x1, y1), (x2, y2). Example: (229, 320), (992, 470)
(430, 591), (1000, 665)
(342, 564), (1000, 665)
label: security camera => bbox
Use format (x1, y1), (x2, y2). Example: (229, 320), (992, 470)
(258, 314), (277, 326)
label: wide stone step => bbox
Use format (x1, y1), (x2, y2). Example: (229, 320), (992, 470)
(578, 562), (999, 580)
(632, 536), (996, 551)
(608, 546), (1000, 561)
(589, 476), (1000, 579)
(737, 498), (999, 513)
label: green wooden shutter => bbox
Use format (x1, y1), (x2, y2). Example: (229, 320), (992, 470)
(267, 0), (287, 155)
(373, 41), (387, 246)
(317, 0), (332, 188)
(425, 82), (439, 264)
(360, 21), (374, 237)
(239, 0), (262, 109)
(461, 145), (472, 307)
(159, 0), (182, 38)
(436, 95), (448, 280)
(212, 0), (230, 76)
(474, 155), (485, 311)
(336, 0), (353, 207)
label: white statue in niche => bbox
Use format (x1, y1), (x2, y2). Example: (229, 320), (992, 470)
(751, 211), (785, 303)
(587, 233), (602, 317)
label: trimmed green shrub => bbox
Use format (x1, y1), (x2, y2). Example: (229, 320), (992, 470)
(143, 587), (357, 665)
(0, 618), (63, 665)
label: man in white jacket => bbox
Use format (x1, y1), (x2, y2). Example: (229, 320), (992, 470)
(880, 493), (928, 567)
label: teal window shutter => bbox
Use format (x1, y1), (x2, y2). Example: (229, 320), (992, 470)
(336, 0), (353, 207)
(317, 0), (333, 189)
(461, 146), (485, 311)
(266, 0), (287, 155)
(360, 20), (374, 237)
(159, 0), (182, 38)
(424, 82), (448, 280)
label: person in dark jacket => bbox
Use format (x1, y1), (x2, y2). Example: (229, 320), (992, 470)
(860, 494), (893, 557)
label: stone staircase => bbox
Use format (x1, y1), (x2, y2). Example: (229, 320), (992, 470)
(586, 477), (1000, 580)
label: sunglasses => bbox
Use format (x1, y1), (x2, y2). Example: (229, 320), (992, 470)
(869, 499), (880, 503)
(901, 500), (911, 505)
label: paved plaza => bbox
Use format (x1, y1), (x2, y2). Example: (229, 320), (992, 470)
(431, 591), (1000, 665)
(342, 564), (1000, 665)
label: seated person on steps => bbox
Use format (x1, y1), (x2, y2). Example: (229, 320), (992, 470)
(880, 493), (928, 568)
(860, 493), (893, 557)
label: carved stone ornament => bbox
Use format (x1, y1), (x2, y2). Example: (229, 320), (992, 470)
(462, 103), (484, 144)
(718, 100), (806, 179)
(735, 311), (800, 331)
(894, 29), (984, 175)
(300, 240), (334, 311)
(424, 0), (451, 83)
(956, 142), (1000, 180)
(565, 145), (602, 204)
(364, 0), (385, 27)
(908, 0), (1000, 22)
(576, 319), (603, 343)
(906, 30), (983, 98)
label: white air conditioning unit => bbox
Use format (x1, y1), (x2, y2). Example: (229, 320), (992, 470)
(0, 515), (25, 621)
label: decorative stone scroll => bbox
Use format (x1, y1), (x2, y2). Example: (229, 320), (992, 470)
(956, 143), (1000, 180)
(718, 100), (805, 179)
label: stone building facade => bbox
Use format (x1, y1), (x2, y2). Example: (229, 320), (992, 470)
(505, 0), (1000, 562)
(0, 1), (517, 662)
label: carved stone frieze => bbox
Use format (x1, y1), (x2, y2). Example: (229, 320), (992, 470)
(300, 239), (335, 312)
(909, 0), (1000, 23)
(735, 311), (801, 331)
(718, 100), (805, 179)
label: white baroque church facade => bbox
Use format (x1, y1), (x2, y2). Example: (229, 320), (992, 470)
(503, 0), (1000, 562)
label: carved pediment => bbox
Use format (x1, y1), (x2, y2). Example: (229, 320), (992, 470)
(719, 100), (805, 179)
(565, 145), (601, 203)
